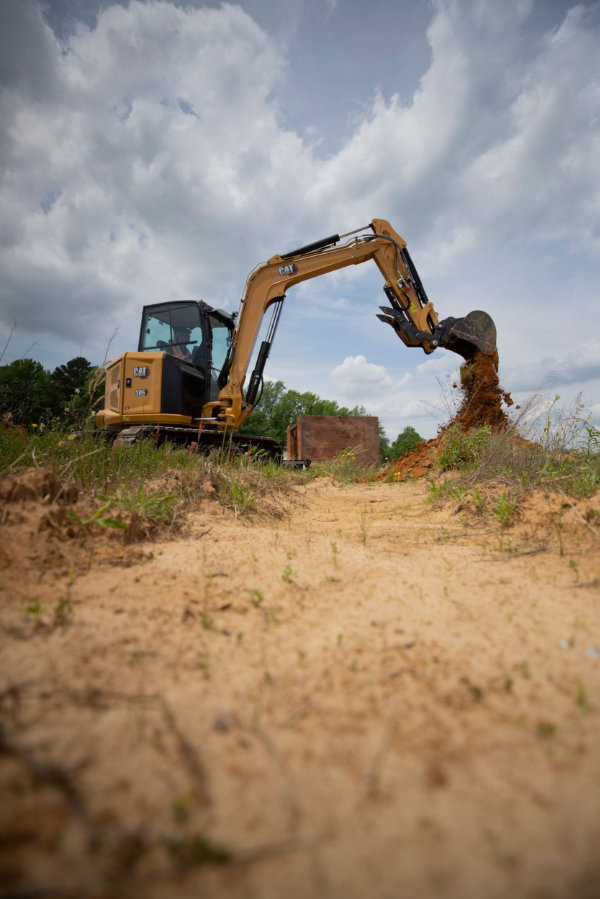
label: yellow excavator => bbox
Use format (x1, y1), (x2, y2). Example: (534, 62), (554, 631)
(96, 219), (496, 454)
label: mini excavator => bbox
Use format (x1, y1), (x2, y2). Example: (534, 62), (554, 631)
(96, 219), (496, 454)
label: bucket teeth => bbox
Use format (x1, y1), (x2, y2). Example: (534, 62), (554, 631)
(377, 306), (398, 327)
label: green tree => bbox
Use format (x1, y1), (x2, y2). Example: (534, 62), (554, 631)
(50, 357), (93, 411)
(379, 429), (392, 462)
(389, 426), (423, 460)
(50, 356), (103, 428)
(0, 359), (53, 428)
(240, 379), (367, 446)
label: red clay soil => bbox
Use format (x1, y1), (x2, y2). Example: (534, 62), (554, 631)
(382, 349), (513, 481)
(454, 349), (513, 431)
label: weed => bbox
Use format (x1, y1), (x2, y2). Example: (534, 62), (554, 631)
(53, 594), (73, 627)
(113, 486), (179, 523)
(163, 834), (231, 867)
(330, 541), (339, 568)
(359, 507), (369, 545)
(249, 588), (264, 607)
(25, 598), (43, 624)
(438, 424), (492, 470)
(200, 613), (215, 631)
(313, 446), (374, 484)
(519, 660), (530, 679)
(219, 479), (255, 516)
(466, 680), (484, 702)
(281, 564), (295, 582)
(427, 482), (450, 503)
(575, 679), (590, 714)
(196, 652), (210, 678)
(491, 492), (518, 529)
(67, 499), (128, 531)
(469, 487), (488, 514)
(535, 721), (557, 740)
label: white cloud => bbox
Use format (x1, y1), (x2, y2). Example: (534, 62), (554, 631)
(0, 0), (598, 441)
(305, 0), (600, 259)
(0, 0), (315, 357)
(331, 354), (395, 396)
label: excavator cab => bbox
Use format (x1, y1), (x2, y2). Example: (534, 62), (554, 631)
(138, 301), (234, 402)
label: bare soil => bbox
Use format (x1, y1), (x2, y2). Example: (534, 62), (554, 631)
(1, 462), (599, 899)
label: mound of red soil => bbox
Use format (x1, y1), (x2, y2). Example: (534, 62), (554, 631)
(380, 435), (443, 481)
(382, 349), (513, 481)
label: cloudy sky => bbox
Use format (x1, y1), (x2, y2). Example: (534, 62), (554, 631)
(1, 0), (599, 440)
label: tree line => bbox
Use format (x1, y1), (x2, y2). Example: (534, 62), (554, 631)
(0, 356), (103, 431)
(0, 358), (423, 460)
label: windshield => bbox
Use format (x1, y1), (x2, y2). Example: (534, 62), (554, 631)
(139, 303), (203, 356)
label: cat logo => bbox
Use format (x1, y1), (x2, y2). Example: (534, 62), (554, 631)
(133, 366), (149, 378)
(278, 263), (298, 276)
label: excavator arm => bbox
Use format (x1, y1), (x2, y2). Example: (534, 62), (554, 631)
(202, 219), (496, 431)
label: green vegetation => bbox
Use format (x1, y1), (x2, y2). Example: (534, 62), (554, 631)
(0, 355), (104, 431)
(429, 396), (600, 512)
(438, 424), (492, 470)
(1, 353), (426, 469)
(385, 425), (423, 461)
(239, 379), (367, 445)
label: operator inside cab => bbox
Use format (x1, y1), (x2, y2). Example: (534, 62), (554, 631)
(170, 326), (192, 360)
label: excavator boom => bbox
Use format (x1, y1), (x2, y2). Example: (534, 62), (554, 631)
(203, 219), (496, 431)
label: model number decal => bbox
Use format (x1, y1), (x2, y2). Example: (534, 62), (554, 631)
(133, 366), (149, 378)
(278, 263), (298, 276)
(135, 389), (148, 397)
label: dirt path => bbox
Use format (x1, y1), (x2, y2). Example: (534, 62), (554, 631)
(1, 472), (599, 898)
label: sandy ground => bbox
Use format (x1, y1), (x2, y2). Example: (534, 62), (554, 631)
(1, 466), (599, 899)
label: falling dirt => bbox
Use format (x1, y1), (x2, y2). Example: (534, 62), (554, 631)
(1, 465), (599, 899)
(455, 349), (513, 431)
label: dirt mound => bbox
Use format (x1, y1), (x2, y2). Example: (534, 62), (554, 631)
(382, 435), (443, 481)
(382, 349), (514, 481)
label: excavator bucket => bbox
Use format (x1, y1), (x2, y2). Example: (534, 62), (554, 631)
(437, 310), (497, 362)
(378, 300), (497, 365)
